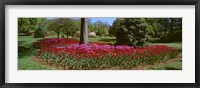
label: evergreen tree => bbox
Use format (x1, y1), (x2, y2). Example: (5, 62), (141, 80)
(115, 18), (148, 47)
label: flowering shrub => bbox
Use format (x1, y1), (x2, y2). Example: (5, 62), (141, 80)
(37, 38), (180, 70)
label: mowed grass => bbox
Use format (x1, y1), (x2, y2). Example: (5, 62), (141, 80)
(145, 62), (182, 70)
(18, 48), (51, 70)
(18, 36), (52, 70)
(74, 35), (116, 44)
(148, 42), (182, 49)
(88, 36), (116, 43)
(18, 35), (182, 70)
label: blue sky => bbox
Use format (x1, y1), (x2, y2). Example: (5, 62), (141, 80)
(47, 17), (116, 26)
(89, 18), (116, 26)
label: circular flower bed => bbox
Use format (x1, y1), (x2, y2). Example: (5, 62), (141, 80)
(35, 38), (181, 70)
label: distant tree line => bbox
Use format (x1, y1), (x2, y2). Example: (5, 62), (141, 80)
(18, 18), (110, 38)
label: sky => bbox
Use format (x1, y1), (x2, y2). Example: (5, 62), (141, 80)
(47, 17), (116, 26)
(89, 18), (116, 26)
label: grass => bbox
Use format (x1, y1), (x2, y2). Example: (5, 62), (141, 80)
(145, 61), (182, 70)
(88, 36), (116, 42)
(18, 36), (52, 70)
(148, 43), (182, 49)
(18, 48), (51, 70)
(75, 35), (116, 44)
(18, 35), (182, 70)
(18, 36), (43, 48)
(145, 52), (182, 70)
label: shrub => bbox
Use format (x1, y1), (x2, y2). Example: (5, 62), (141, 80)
(34, 28), (45, 38)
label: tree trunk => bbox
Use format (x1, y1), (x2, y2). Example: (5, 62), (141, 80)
(80, 18), (88, 44)
(164, 29), (167, 37)
(164, 19), (168, 37)
(57, 32), (60, 38)
(170, 18), (173, 34)
(72, 34), (74, 39)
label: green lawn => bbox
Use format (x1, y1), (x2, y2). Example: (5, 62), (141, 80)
(18, 35), (182, 70)
(18, 36), (52, 70)
(18, 48), (51, 70)
(89, 36), (115, 42)
(74, 35), (116, 44)
(148, 42), (182, 49)
(145, 61), (182, 70)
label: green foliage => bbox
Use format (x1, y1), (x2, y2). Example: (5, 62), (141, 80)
(88, 20), (95, 32)
(64, 19), (80, 38)
(109, 18), (123, 36)
(18, 18), (38, 35)
(115, 18), (148, 47)
(135, 18), (182, 43)
(34, 28), (45, 38)
(47, 19), (65, 38)
(37, 18), (48, 31)
(102, 28), (109, 35)
(149, 18), (182, 43)
(145, 18), (160, 38)
(47, 18), (80, 38)
(92, 20), (110, 36)
(142, 18), (182, 43)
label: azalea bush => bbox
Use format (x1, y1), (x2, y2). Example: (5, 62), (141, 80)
(37, 38), (180, 70)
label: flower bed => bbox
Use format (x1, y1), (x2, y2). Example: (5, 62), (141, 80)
(37, 38), (180, 70)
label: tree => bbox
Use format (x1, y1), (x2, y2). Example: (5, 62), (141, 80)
(146, 18), (182, 43)
(47, 19), (65, 38)
(115, 18), (148, 47)
(70, 20), (80, 38)
(155, 18), (182, 42)
(37, 18), (48, 31)
(18, 18), (38, 35)
(94, 20), (103, 36)
(47, 18), (82, 39)
(93, 20), (110, 36)
(80, 18), (88, 44)
(34, 27), (45, 38)
(109, 18), (124, 36)
(145, 18), (161, 39)
(60, 18), (73, 38)
(88, 19), (95, 32)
